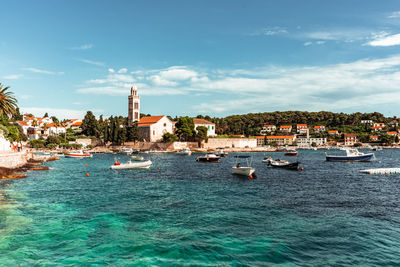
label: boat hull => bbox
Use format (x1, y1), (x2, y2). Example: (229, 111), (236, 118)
(326, 153), (374, 162)
(196, 157), (220, 162)
(65, 154), (93, 158)
(270, 161), (300, 170)
(232, 167), (255, 176)
(110, 160), (152, 170)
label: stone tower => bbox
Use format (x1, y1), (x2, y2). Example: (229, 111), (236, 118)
(128, 85), (140, 126)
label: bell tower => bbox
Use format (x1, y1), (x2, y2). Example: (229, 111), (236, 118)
(128, 85), (140, 126)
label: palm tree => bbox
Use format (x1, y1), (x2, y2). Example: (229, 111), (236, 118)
(0, 83), (18, 117)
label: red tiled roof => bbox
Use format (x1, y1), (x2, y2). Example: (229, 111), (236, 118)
(193, 118), (214, 125)
(387, 131), (397, 135)
(370, 136), (378, 138)
(297, 124), (307, 127)
(280, 125), (292, 128)
(344, 134), (357, 137)
(263, 124), (275, 127)
(314, 126), (324, 129)
(17, 121), (29, 126)
(138, 116), (164, 126)
(328, 130), (338, 133)
(71, 121), (82, 126)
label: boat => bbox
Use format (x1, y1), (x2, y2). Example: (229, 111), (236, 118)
(120, 147), (134, 155)
(270, 159), (300, 170)
(65, 150), (93, 158)
(215, 148), (228, 157)
(232, 155), (255, 176)
(372, 146), (382, 151)
(262, 156), (273, 163)
(284, 150), (298, 156)
(131, 155), (144, 161)
(110, 160), (152, 170)
(176, 147), (192, 155)
(325, 148), (374, 162)
(196, 154), (221, 162)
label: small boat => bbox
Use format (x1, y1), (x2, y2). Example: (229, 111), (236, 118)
(215, 148), (228, 157)
(65, 150), (93, 158)
(232, 155), (255, 177)
(262, 156), (273, 163)
(196, 154), (221, 162)
(325, 148), (374, 162)
(110, 160), (152, 170)
(284, 150), (298, 156)
(120, 147), (134, 155)
(177, 147), (192, 155)
(270, 159), (300, 170)
(131, 155), (144, 161)
(372, 146), (382, 151)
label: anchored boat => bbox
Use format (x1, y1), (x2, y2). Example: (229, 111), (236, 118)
(270, 159), (300, 171)
(325, 148), (374, 162)
(65, 150), (93, 158)
(232, 155), (256, 177)
(196, 154), (221, 162)
(177, 147), (192, 155)
(110, 160), (152, 170)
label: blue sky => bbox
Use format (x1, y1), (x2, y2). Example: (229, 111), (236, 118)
(1, 0), (400, 119)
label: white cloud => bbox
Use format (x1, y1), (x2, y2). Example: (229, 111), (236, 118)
(108, 68), (115, 73)
(22, 68), (59, 75)
(117, 68), (128, 74)
(68, 44), (94, 50)
(76, 58), (105, 66)
(249, 26), (288, 36)
(3, 74), (23, 79)
(388, 11), (400, 18)
(367, 33), (400, 47)
(303, 41), (312, 46)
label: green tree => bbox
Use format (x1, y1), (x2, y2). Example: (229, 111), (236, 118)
(126, 122), (140, 142)
(51, 116), (59, 123)
(0, 83), (18, 117)
(12, 107), (23, 121)
(195, 126), (208, 143)
(43, 112), (49, 117)
(175, 117), (194, 141)
(46, 135), (60, 145)
(162, 132), (177, 142)
(81, 111), (99, 137)
(6, 125), (20, 141)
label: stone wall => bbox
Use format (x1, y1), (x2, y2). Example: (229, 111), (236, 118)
(203, 138), (257, 149)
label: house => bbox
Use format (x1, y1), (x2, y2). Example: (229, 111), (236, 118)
(138, 116), (174, 142)
(296, 124), (308, 134)
(297, 137), (327, 147)
(373, 122), (385, 128)
(389, 120), (399, 127)
(371, 126), (384, 132)
(313, 125), (326, 133)
(344, 134), (358, 146)
(193, 118), (216, 137)
(266, 135), (295, 145)
(255, 136), (266, 146)
(45, 123), (66, 136)
(65, 119), (82, 129)
(361, 120), (373, 124)
(260, 124), (276, 134)
(70, 121), (83, 130)
(328, 130), (339, 136)
(387, 131), (398, 136)
(280, 125), (292, 133)
(370, 136), (378, 141)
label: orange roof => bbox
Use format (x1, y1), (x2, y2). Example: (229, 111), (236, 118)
(17, 121), (29, 126)
(193, 118), (214, 125)
(387, 131), (397, 135)
(328, 130), (338, 133)
(280, 125), (292, 128)
(263, 124), (275, 127)
(370, 136), (378, 138)
(344, 134), (357, 137)
(138, 116), (164, 126)
(71, 121), (82, 126)
(372, 126), (383, 129)
(297, 124), (307, 126)
(266, 136), (295, 139)
(314, 125), (324, 128)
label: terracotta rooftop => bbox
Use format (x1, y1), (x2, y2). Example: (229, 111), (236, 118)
(138, 116), (165, 126)
(266, 135), (295, 139)
(193, 118), (214, 125)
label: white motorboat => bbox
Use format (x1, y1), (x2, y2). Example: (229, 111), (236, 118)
(262, 156), (273, 163)
(131, 155), (144, 161)
(110, 160), (152, 170)
(232, 155), (256, 177)
(196, 153), (221, 162)
(177, 147), (192, 155)
(325, 148), (374, 162)
(65, 150), (93, 158)
(120, 147), (134, 155)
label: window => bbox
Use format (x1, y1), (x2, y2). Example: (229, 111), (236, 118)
(134, 102), (139, 109)
(153, 130), (155, 135)
(164, 123), (166, 127)
(135, 112), (138, 120)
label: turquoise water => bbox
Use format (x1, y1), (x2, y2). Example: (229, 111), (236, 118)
(1, 150), (400, 265)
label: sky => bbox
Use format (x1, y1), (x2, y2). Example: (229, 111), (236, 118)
(1, 0), (400, 119)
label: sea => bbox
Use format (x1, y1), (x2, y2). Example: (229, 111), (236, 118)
(1, 149), (400, 266)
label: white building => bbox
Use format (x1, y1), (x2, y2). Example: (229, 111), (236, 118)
(361, 120), (373, 124)
(296, 137), (327, 147)
(128, 86), (140, 127)
(45, 123), (66, 136)
(138, 116), (174, 142)
(260, 124), (276, 134)
(193, 118), (216, 137)
(0, 130), (11, 152)
(266, 135), (296, 145)
(344, 134), (358, 146)
(313, 125), (326, 133)
(280, 125), (292, 133)
(296, 124), (308, 134)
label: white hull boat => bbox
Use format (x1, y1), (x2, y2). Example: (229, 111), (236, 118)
(232, 166), (255, 176)
(110, 160), (152, 170)
(65, 150), (93, 158)
(177, 147), (192, 155)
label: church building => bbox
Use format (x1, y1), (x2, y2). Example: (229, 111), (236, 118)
(128, 86), (140, 127)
